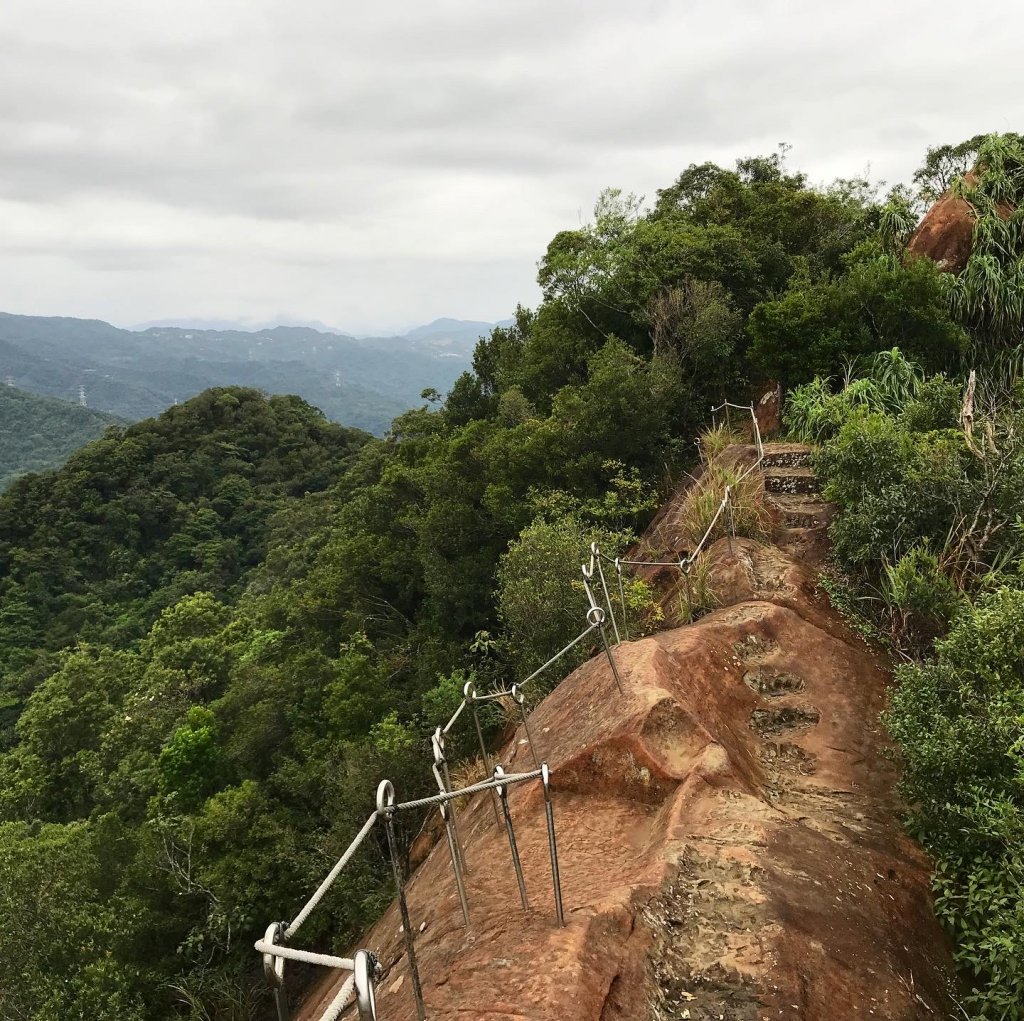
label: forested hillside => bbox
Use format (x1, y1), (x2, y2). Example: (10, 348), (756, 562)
(0, 315), (490, 434)
(0, 386), (123, 489)
(1, 135), (1022, 1020)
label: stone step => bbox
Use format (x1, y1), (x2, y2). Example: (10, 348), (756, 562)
(763, 466), (821, 495)
(761, 446), (812, 469)
(776, 526), (830, 566)
(770, 494), (835, 528)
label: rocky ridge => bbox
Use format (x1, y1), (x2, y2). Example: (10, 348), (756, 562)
(299, 443), (956, 1021)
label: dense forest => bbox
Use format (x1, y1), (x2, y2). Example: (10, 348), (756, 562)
(1, 133), (1022, 1020)
(0, 386), (123, 489)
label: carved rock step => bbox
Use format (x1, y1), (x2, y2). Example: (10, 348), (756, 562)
(770, 494), (835, 528)
(763, 466), (821, 495)
(760, 443), (813, 470)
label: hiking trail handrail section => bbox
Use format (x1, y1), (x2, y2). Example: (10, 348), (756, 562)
(255, 396), (766, 1019)
(590, 400), (767, 624)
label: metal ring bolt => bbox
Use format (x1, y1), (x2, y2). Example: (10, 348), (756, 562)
(353, 949), (379, 1021)
(262, 921), (286, 988)
(376, 779), (395, 815)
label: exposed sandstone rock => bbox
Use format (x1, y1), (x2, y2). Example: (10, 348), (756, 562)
(299, 532), (955, 1021)
(906, 169), (1015, 274)
(754, 382), (782, 438)
(906, 184), (977, 273)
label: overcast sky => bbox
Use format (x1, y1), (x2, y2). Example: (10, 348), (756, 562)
(0, 0), (1021, 334)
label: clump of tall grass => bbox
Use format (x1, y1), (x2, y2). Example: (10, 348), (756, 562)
(676, 463), (773, 550)
(699, 421), (747, 464)
(785, 348), (929, 444)
(448, 756), (488, 796)
(675, 554), (719, 623)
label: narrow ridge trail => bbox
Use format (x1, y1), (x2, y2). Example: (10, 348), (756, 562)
(300, 444), (956, 1021)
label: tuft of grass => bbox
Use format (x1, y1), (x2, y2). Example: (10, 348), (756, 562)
(676, 463), (773, 550)
(699, 422), (747, 464)
(493, 691), (520, 726)
(676, 554), (719, 622)
(448, 756), (488, 796)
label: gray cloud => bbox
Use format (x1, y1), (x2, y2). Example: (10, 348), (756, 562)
(0, 0), (1021, 332)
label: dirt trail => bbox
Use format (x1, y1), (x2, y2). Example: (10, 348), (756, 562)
(299, 445), (955, 1020)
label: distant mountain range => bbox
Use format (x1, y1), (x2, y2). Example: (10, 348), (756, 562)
(0, 385), (124, 489)
(0, 313), (507, 436)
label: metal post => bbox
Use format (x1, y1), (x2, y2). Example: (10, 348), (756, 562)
(494, 766), (529, 911)
(433, 729), (468, 874)
(593, 544), (620, 645)
(440, 757), (468, 873)
(726, 486), (735, 554)
(541, 764), (565, 927)
(440, 801), (471, 928)
(615, 559), (629, 641)
(377, 781), (426, 1021)
(598, 625), (623, 694)
(682, 561), (694, 623)
(511, 685), (539, 767)
(464, 680), (502, 824)
(273, 989), (288, 1021)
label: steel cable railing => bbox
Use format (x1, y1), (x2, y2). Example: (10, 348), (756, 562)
(589, 401), (767, 625)
(710, 399), (764, 477)
(256, 395), (766, 1020)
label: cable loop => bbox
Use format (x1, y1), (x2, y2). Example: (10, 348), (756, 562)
(431, 727), (446, 766)
(375, 779), (395, 814)
(493, 763), (508, 800)
(262, 921), (287, 988)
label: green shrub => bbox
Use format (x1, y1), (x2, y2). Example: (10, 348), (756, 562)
(900, 375), (963, 433)
(882, 544), (966, 653)
(785, 376), (888, 443)
(496, 514), (626, 683)
(887, 587), (1024, 1019)
(816, 411), (970, 569)
(784, 354), (955, 445)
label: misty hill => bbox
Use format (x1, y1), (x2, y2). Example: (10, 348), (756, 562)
(0, 386), (124, 489)
(0, 313), (498, 434)
(368, 316), (511, 353)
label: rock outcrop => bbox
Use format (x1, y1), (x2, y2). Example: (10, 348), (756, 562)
(906, 178), (978, 273)
(299, 447), (956, 1021)
(906, 169), (1016, 274)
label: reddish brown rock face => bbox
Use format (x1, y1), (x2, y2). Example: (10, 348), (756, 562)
(906, 189), (978, 274)
(754, 383), (782, 438)
(906, 169), (1016, 274)
(296, 448), (957, 1021)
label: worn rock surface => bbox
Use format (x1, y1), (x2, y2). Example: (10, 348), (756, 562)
(298, 451), (956, 1021)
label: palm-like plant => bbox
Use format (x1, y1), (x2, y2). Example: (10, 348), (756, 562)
(870, 348), (924, 411)
(947, 133), (1024, 345)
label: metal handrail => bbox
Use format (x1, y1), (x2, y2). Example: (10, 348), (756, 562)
(257, 391), (766, 1018)
(710, 400), (764, 474)
(597, 397), (767, 624)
